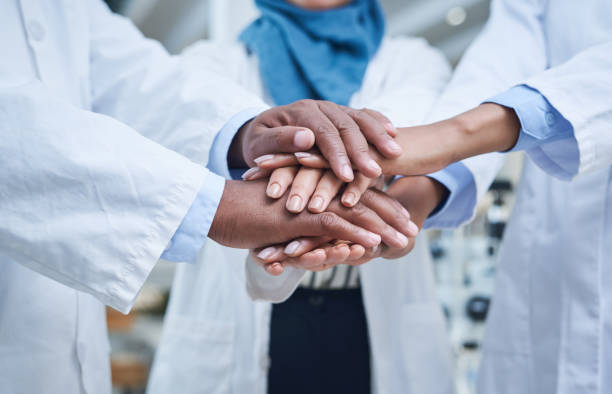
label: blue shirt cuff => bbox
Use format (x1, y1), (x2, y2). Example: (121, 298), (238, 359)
(486, 85), (574, 152)
(207, 107), (266, 179)
(424, 162), (477, 229)
(161, 172), (226, 263)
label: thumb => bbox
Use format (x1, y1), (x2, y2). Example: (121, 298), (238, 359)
(246, 126), (315, 165)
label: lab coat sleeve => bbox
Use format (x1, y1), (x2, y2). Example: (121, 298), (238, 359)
(160, 108), (262, 263)
(354, 37), (452, 127)
(426, 0), (548, 224)
(520, 41), (612, 178)
(489, 85), (574, 153)
(86, 0), (267, 166)
(0, 80), (213, 313)
(245, 257), (306, 303)
(487, 85), (578, 179)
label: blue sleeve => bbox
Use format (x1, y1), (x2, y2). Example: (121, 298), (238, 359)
(423, 162), (477, 229)
(161, 108), (264, 263)
(487, 85), (574, 152)
(207, 108), (265, 179)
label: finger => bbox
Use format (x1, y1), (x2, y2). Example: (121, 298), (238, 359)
(379, 238), (416, 260)
(267, 166), (298, 199)
(317, 102), (382, 178)
(348, 244), (366, 260)
(283, 248), (328, 270)
(293, 151), (330, 169)
(253, 245), (286, 264)
(253, 153), (299, 169)
(359, 189), (419, 238)
(283, 243), (351, 271)
(310, 244), (351, 270)
(283, 236), (332, 257)
(248, 126), (316, 161)
(347, 245), (383, 266)
(286, 168), (324, 213)
(265, 262), (285, 276)
(308, 170), (344, 213)
(343, 107), (402, 158)
(361, 108), (398, 137)
(301, 105), (354, 182)
(302, 212), (382, 248)
(341, 172), (373, 207)
(327, 200), (410, 249)
(242, 167), (271, 181)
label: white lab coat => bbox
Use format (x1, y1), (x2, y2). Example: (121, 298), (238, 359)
(428, 0), (612, 393)
(149, 38), (456, 394)
(0, 1), (264, 393)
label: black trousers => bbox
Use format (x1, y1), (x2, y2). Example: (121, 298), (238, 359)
(267, 288), (371, 394)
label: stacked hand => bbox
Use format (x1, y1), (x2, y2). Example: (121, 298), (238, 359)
(243, 152), (446, 275)
(228, 103), (446, 275)
(208, 100), (420, 274)
(209, 99), (519, 275)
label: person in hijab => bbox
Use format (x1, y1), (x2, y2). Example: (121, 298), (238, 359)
(149, 1), (457, 393)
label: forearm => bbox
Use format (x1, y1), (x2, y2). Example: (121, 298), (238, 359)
(386, 176), (448, 228)
(380, 103), (520, 177)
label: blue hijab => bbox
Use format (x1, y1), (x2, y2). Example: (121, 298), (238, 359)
(239, 0), (385, 105)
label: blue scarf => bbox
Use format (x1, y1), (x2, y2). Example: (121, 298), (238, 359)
(239, 0), (385, 105)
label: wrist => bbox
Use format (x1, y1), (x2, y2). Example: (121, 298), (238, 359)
(450, 103), (521, 161)
(387, 176), (447, 228)
(209, 180), (237, 244)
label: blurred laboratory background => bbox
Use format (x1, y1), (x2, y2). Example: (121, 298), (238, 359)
(102, 1), (524, 393)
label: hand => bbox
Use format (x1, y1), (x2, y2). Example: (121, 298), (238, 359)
(247, 103), (521, 178)
(250, 187), (421, 275)
(264, 167), (383, 213)
(208, 180), (414, 251)
(253, 176), (446, 275)
(243, 151), (385, 212)
(228, 100), (402, 182)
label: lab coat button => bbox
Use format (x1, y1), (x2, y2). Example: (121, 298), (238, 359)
(545, 112), (556, 126)
(28, 20), (45, 42)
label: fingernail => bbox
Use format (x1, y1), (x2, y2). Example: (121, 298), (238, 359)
(396, 231), (409, 247)
(257, 247), (276, 260)
(384, 122), (396, 133)
(284, 240), (301, 255)
(367, 159), (382, 175)
(294, 129), (313, 150)
(287, 195), (302, 212)
(361, 231), (381, 246)
(340, 164), (354, 181)
(386, 140), (402, 155)
(254, 154), (275, 164)
(242, 167), (259, 180)
(401, 206), (411, 220)
(310, 196), (324, 211)
(294, 152), (311, 158)
(407, 221), (419, 237)
(342, 192), (357, 207)
(267, 182), (281, 198)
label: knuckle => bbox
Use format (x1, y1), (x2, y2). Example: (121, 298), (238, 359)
(300, 99), (317, 110)
(351, 109), (369, 123)
(314, 124), (336, 138)
(354, 144), (370, 155)
(359, 189), (375, 204)
(273, 130), (286, 147)
(319, 212), (340, 230)
(351, 202), (369, 218)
